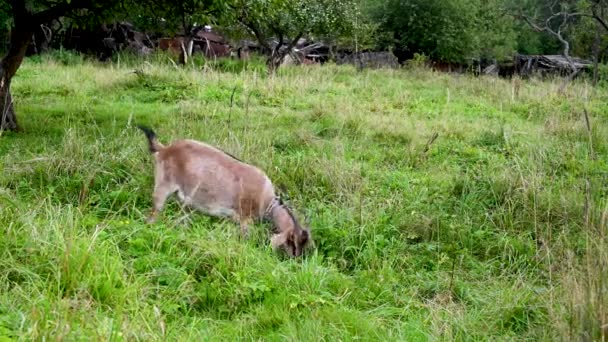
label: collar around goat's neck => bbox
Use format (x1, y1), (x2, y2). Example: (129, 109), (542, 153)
(264, 196), (283, 219)
(264, 196), (301, 229)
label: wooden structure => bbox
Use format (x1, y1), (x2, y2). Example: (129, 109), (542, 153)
(514, 54), (592, 77)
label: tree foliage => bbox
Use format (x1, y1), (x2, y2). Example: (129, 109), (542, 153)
(128, 0), (221, 35)
(0, 1), (11, 52)
(367, 0), (512, 63)
(364, 0), (608, 63)
(226, 0), (358, 71)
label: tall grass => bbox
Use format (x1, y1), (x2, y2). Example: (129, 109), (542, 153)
(0, 51), (607, 340)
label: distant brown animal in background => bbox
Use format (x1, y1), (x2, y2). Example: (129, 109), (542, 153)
(137, 125), (312, 257)
(302, 57), (317, 65)
(158, 38), (184, 55)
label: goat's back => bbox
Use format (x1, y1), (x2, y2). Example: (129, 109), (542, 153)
(156, 139), (275, 219)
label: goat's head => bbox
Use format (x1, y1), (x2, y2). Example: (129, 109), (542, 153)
(271, 226), (311, 257)
(269, 205), (312, 257)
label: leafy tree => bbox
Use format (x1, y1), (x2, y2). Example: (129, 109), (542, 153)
(368, 0), (494, 63)
(568, 6), (607, 58)
(129, 0), (227, 65)
(575, 0), (608, 84)
(366, 0), (607, 64)
(130, 0), (221, 36)
(1, 0), (123, 131)
(226, 0), (358, 73)
(513, 24), (561, 55)
(335, 0), (382, 53)
(0, 2), (10, 52)
(475, 0), (518, 62)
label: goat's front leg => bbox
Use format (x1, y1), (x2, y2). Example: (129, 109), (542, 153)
(147, 183), (173, 224)
(237, 217), (252, 240)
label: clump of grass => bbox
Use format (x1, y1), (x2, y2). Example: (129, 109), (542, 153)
(0, 53), (606, 340)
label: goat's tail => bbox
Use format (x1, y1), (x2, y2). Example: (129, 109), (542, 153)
(136, 125), (164, 153)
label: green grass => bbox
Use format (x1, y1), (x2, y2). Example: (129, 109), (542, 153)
(1, 52), (607, 340)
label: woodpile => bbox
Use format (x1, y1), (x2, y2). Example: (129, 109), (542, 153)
(190, 26), (232, 58)
(336, 51), (399, 69)
(514, 54), (592, 77)
(59, 22), (154, 60)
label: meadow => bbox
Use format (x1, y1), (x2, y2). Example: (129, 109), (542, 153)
(0, 51), (607, 340)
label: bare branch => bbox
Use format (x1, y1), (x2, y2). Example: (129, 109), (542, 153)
(10, 0), (29, 27)
(276, 30), (284, 54)
(287, 31), (303, 51)
(591, 5), (608, 31)
(230, 2), (269, 51)
(239, 19), (271, 51)
(517, 8), (579, 90)
(31, 0), (112, 26)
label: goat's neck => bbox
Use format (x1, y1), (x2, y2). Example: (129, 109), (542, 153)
(270, 204), (296, 232)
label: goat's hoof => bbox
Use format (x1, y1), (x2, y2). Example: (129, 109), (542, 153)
(238, 228), (250, 240)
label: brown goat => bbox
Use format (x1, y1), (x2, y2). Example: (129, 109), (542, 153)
(137, 125), (311, 257)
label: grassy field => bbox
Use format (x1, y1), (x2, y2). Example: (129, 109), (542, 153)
(0, 52), (607, 340)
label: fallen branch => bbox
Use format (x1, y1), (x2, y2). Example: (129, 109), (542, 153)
(583, 108), (595, 160)
(423, 132), (439, 153)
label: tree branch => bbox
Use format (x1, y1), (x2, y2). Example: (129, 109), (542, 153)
(10, 0), (29, 27)
(239, 18), (271, 51)
(591, 5), (608, 32)
(31, 0), (120, 26)
(275, 30), (284, 55)
(522, 12), (576, 70)
(517, 8), (581, 92)
(287, 31), (303, 51)
(31, 0), (90, 25)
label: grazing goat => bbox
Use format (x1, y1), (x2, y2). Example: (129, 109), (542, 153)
(137, 125), (311, 257)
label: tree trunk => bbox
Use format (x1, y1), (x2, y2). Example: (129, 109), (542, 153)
(266, 34), (302, 75)
(557, 37), (578, 94)
(266, 51), (287, 75)
(0, 28), (33, 131)
(592, 21), (602, 86)
(0, 73), (18, 131)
